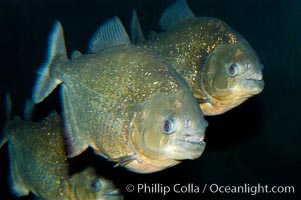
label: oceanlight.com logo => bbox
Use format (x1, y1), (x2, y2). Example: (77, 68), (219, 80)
(125, 183), (295, 196)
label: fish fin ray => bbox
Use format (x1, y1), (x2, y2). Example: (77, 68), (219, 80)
(159, 0), (195, 30)
(130, 9), (145, 44)
(71, 50), (82, 61)
(32, 21), (67, 104)
(196, 97), (210, 103)
(61, 85), (88, 158)
(110, 154), (138, 167)
(88, 16), (130, 53)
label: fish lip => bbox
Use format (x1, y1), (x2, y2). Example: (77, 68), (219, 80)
(104, 189), (121, 196)
(245, 73), (263, 81)
(245, 78), (263, 81)
(179, 136), (206, 145)
(242, 79), (264, 90)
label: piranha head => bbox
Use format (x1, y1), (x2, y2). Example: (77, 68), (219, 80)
(129, 88), (207, 173)
(201, 38), (264, 115)
(69, 167), (123, 200)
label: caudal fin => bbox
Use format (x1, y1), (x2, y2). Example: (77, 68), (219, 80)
(32, 21), (68, 104)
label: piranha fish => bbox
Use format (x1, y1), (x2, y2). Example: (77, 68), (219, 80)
(69, 167), (122, 200)
(32, 17), (207, 173)
(0, 95), (123, 200)
(131, 0), (265, 115)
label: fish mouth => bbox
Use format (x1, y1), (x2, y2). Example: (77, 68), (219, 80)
(102, 189), (122, 197)
(242, 78), (264, 93)
(176, 135), (206, 159)
(180, 136), (205, 145)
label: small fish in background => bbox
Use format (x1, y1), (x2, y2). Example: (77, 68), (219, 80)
(131, 0), (264, 115)
(32, 17), (207, 173)
(69, 167), (122, 200)
(0, 94), (123, 200)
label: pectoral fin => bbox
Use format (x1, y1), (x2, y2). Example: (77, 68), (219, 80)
(196, 97), (210, 103)
(109, 154), (138, 167)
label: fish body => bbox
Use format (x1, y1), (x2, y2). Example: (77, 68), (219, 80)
(131, 0), (264, 115)
(32, 17), (207, 173)
(3, 112), (68, 199)
(1, 97), (123, 200)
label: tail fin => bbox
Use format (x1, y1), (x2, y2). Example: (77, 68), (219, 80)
(130, 9), (145, 44)
(0, 93), (12, 148)
(32, 21), (67, 104)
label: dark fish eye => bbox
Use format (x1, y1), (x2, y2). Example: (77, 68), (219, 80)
(163, 117), (177, 134)
(89, 178), (102, 192)
(228, 63), (238, 76)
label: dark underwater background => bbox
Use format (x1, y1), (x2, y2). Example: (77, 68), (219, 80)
(0, 0), (300, 199)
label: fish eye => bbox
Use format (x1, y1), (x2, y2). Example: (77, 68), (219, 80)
(89, 177), (102, 192)
(228, 63), (238, 76)
(163, 117), (177, 134)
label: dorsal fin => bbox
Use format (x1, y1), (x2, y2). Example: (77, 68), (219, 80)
(130, 9), (145, 44)
(71, 50), (82, 61)
(159, 0), (195, 30)
(24, 99), (35, 121)
(88, 16), (130, 53)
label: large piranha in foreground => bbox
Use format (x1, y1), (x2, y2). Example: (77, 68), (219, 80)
(32, 17), (207, 173)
